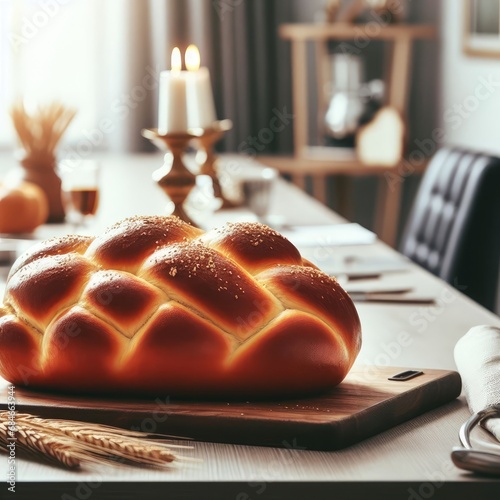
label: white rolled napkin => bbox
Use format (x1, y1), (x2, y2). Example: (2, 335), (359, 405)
(454, 325), (500, 441)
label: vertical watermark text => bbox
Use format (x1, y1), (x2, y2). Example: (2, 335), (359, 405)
(6, 384), (16, 493)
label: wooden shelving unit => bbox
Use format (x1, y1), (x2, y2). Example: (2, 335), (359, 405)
(258, 23), (436, 247)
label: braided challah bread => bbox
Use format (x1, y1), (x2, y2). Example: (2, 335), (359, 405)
(0, 216), (361, 397)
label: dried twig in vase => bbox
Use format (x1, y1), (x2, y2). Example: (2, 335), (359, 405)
(8, 101), (77, 221)
(10, 102), (76, 164)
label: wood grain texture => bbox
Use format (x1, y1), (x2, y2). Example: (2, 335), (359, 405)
(257, 155), (429, 176)
(0, 367), (461, 451)
(291, 39), (308, 157)
(279, 23), (437, 41)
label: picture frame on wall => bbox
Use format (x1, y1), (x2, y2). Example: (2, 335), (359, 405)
(463, 0), (500, 57)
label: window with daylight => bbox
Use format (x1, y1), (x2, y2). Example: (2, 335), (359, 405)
(0, 0), (99, 148)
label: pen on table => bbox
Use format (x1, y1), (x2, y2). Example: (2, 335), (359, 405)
(349, 293), (435, 304)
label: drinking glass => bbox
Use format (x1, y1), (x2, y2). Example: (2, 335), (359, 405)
(241, 167), (277, 223)
(60, 160), (100, 231)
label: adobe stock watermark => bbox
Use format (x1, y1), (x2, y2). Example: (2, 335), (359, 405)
(409, 279), (467, 334)
(385, 74), (500, 191)
(6, 385), (16, 494)
(442, 75), (500, 130)
(333, 0), (405, 56)
(237, 438), (306, 499)
(359, 330), (414, 382)
(60, 397), (174, 500)
(237, 107), (294, 157)
(407, 457), (456, 500)
(129, 396), (172, 434)
(8, 0), (72, 52)
(358, 280), (467, 383)
(213, 0), (243, 21)
(61, 475), (103, 500)
(6, 281), (125, 386)
(59, 64), (162, 173)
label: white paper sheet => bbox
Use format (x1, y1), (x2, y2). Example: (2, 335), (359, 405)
(281, 223), (376, 248)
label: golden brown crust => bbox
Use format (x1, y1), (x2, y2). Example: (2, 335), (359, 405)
(123, 303), (234, 394)
(86, 216), (203, 273)
(80, 270), (166, 339)
(0, 314), (42, 386)
(139, 242), (283, 340)
(0, 216), (362, 397)
(8, 235), (93, 279)
(200, 222), (303, 275)
(4, 254), (96, 332)
(41, 307), (127, 392)
(256, 266), (362, 358)
(228, 310), (351, 397)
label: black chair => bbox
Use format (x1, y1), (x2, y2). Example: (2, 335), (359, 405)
(400, 147), (500, 312)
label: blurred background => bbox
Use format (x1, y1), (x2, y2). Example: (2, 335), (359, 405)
(0, 0), (498, 249)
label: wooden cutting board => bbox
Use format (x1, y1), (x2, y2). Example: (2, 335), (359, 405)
(0, 366), (461, 451)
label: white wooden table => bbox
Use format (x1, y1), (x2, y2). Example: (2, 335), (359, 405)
(1, 153), (499, 499)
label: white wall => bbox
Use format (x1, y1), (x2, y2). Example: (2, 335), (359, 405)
(441, 0), (500, 155)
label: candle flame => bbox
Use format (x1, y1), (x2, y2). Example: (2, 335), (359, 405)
(171, 47), (182, 71)
(185, 44), (200, 72)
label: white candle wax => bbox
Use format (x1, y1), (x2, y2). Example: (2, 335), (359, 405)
(185, 66), (217, 129)
(158, 70), (188, 134)
(157, 46), (217, 134)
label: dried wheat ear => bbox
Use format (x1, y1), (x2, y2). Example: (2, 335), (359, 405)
(0, 412), (191, 469)
(10, 101), (76, 161)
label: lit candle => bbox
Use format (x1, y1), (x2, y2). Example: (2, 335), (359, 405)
(184, 45), (217, 129)
(158, 47), (188, 134)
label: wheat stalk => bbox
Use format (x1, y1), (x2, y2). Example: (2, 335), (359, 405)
(0, 421), (82, 469)
(0, 412), (188, 469)
(9, 101), (76, 164)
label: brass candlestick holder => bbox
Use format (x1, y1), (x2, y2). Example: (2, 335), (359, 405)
(195, 119), (234, 209)
(142, 128), (202, 227)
